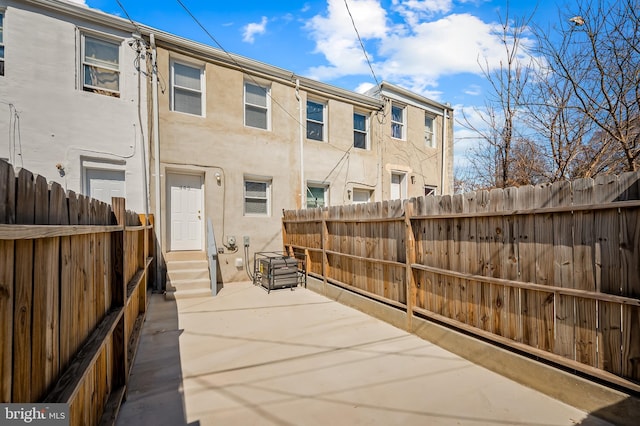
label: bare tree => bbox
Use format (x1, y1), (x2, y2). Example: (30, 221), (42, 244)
(532, 0), (640, 174)
(460, 4), (536, 188)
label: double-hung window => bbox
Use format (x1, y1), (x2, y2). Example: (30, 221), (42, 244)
(307, 100), (325, 141)
(353, 112), (368, 149)
(244, 179), (271, 216)
(391, 104), (405, 139)
(425, 115), (435, 148)
(82, 34), (120, 96)
(172, 61), (204, 116)
(306, 184), (328, 208)
(0, 12), (5, 76)
(352, 189), (372, 204)
(245, 82), (269, 129)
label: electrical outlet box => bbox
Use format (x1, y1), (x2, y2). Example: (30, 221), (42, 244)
(227, 236), (236, 246)
(243, 236), (250, 247)
(235, 258), (243, 267)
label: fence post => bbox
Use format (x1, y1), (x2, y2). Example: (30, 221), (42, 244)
(322, 209), (329, 296)
(404, 199), (416, 331)
(111, 197), (127, 398)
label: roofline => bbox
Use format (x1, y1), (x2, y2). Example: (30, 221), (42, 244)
(375, 81), (453, 112)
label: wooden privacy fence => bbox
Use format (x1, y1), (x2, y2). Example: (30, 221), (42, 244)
(0, 161), (154, 425)
(283, 172), (640, 392)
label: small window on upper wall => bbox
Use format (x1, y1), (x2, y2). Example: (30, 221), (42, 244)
(172, 61), (204, 116)
(352, 189), (372, 204)
(82, 34), (120, 97)
(354, 112), (368, 149)
(424, 185), (436, 196)
(244, 179), (271, 216)
(306, 184), (328, 208)
(0, 12), (5, 76)
(245, 81), (270, 129)
(307, 100), (326, 141)
(425, 115), (435, 148)
(391, 104), (405, 139)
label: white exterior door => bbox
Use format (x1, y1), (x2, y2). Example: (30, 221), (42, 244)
(168, 173), (203, 251)
(85, 168), (125, 204)
(391, 172), (406, 200)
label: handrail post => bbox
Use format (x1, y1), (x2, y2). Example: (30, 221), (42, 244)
(206, 218), (218, 296)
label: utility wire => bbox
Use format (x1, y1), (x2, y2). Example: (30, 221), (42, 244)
(115, 0), (142, 34)
(343, 0), (380, 87)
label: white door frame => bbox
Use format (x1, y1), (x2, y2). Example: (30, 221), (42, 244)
(166, 171), (204, 251)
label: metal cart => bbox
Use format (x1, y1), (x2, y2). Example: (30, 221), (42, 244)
(253, 251), (306, 293)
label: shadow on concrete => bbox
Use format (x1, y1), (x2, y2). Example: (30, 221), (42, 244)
(116, 294), (199, 426)
(577, 395), (640, 426)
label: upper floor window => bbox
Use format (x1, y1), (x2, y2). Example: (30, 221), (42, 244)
(82, 34), (120, 97)
(307, 100), (326, 141)
(245, 82), (269, 129)
(172, 61), (204, 116)
(391, 104), (405, 139)
(0, 12), (5, 76)
(354, 112), (368, 149)
(306, 184), (328, 208)
(425, 115), (435, 148)
(244, 178), (271, 216)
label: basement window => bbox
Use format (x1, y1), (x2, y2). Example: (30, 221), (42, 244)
(244, 178), (271, 216)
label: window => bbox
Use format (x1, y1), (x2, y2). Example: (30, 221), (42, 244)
(391, 172), (406, 199)
(354, 112), (368, 149)
(425, 115), (435, 148)
(391, 104), (405, 139)
(0, 12), (5, 76)
(245, 82), (269, 129)
(306, 184), (328, 208)
(307, 100), (325, 141)
(244, 179), (270, 216)
(424, 185), (436, 196)
(82, 34), (120, 96)
(352, 189), (372, 204)
(172, 61), (204, 116)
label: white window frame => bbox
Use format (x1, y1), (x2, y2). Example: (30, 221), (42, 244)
(306, 183), (329, 208)
(243, 177), (271, 216)
(80, 31), (121, 97)
(391, 104), (405, 140)
(244, 81), (271, 130)
(425, 115), (435, 148)
(171, 59), (205, 116)
(352, 188), (372, 204)
(81, 158), (127, 203)
(306, 99), (327, 142)
(353, 111), (369, 150)
(391, 171), (407, 200)
(0, 10), (5, 77)
(424, 185), (437, 196)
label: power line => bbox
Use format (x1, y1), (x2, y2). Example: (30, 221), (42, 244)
(343, 0), (380, 87)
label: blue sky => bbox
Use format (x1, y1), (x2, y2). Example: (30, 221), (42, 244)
(69, 0), (568, 168)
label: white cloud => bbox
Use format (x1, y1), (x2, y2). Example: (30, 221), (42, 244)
(354, 82), (375, 94)
(464, 84), (482, 96)
(242, 16), (268, 43)
(392, 0), (454, 26)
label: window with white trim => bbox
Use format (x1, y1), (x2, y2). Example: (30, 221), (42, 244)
(245, 81), (270, 129)
(0, 12), (5, 76)
(244, 178), (271, 216)
(354, 112), (368, 149)
(425, 115), (435, 148)
(391, 104), (405, 139)
(352, 189), (372, 204)
(172, 61), (204, 116)
(424, 185), (436, 196)
(82, 34), (120, 96)
(307, 100), (326, 141)
(306, 183), (328, 208)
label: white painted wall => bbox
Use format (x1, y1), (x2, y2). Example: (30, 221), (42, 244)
(0, 0), (148, 213)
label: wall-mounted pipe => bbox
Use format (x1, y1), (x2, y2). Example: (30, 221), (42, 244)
(150, 33), (162, 290)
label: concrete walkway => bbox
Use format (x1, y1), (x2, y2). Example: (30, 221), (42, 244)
(117, 282), (611, 426)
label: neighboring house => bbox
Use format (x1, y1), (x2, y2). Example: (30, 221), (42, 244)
(0, 0), (454, 286)
(150, 33), (454, 283)
(0, 0), (149, 213)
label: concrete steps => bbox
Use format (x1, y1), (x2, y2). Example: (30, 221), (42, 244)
(164, 251), (212, 300)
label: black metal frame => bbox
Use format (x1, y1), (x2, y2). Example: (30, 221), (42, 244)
(253, 251), (307, 293)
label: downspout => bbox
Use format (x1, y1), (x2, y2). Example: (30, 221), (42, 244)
(151, 33), (162, 291)
(441, 108), (448, 195)
(295, 78), (305, 208)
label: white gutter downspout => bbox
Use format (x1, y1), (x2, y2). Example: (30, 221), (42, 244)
(151, 33), (162, 291)
(295, 78), (305, 208)
(441, 108), (448, 195)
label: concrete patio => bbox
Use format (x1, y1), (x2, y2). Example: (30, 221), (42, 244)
(116, 282), (612, 426)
